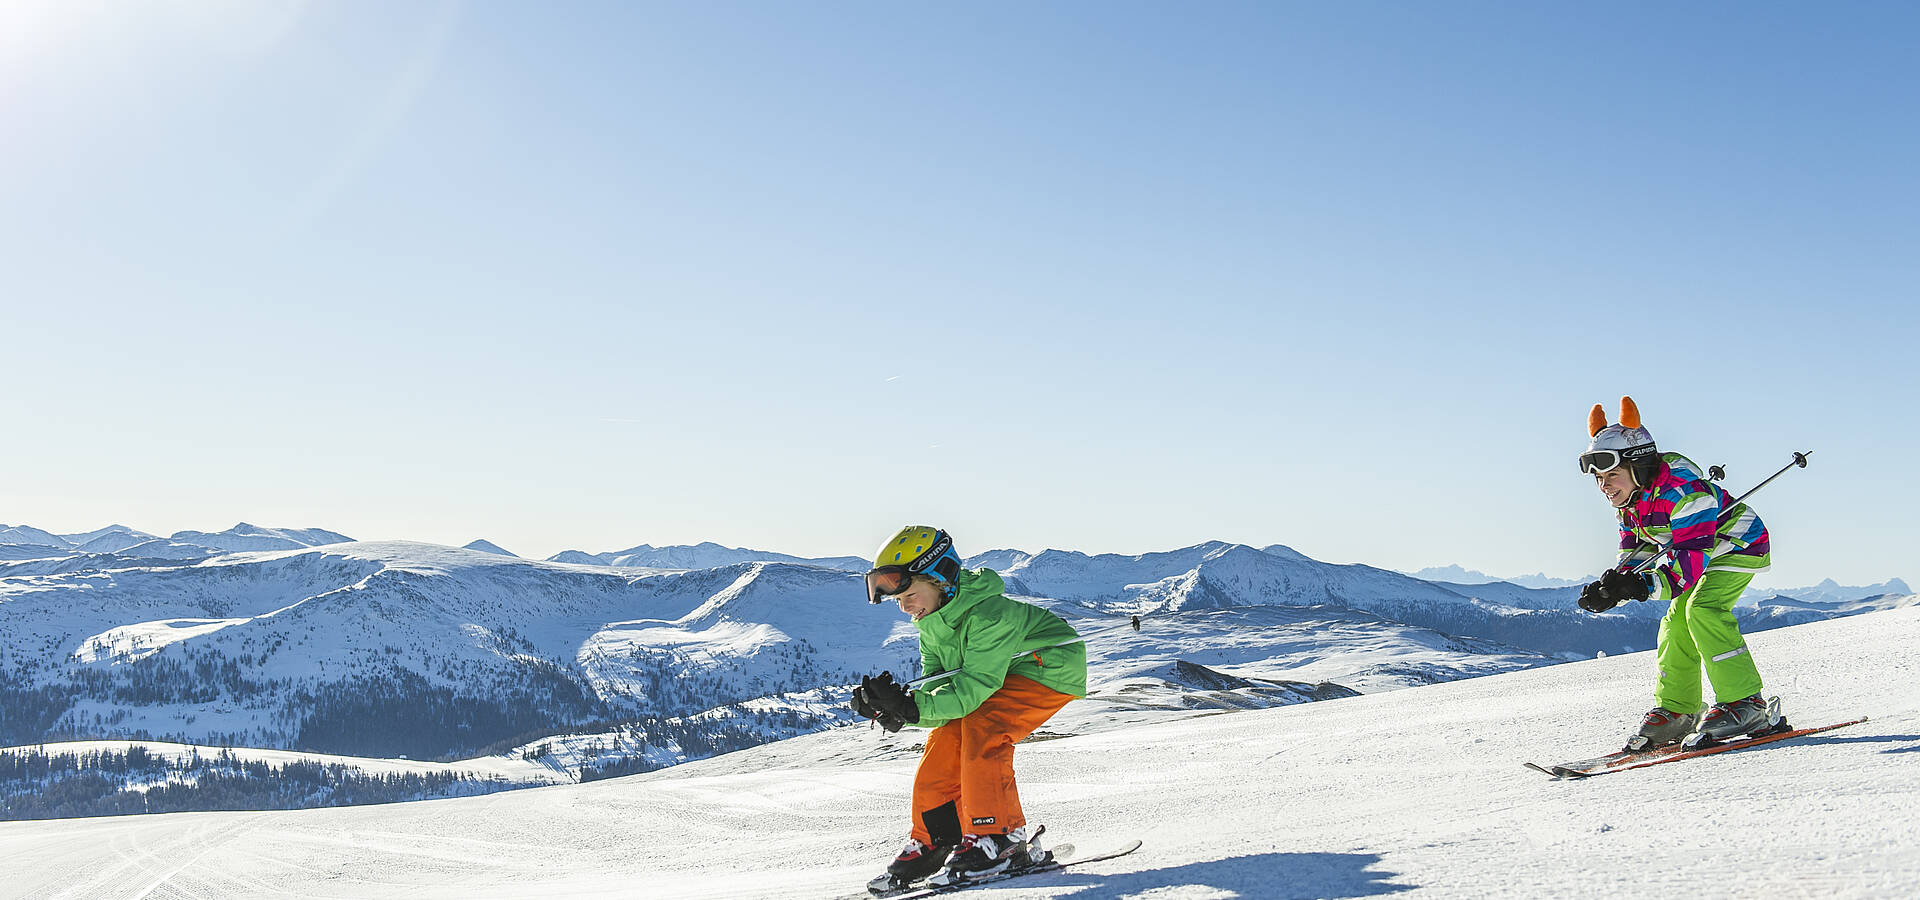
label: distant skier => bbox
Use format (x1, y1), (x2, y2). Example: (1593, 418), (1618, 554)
(852, 525), (1087, 894)
(1576, 397), (1778, 750)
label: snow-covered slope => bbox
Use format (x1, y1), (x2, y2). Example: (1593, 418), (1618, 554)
(0, 525), (70, 548)
(1001, 542), (1649, 657)
(1091, 605), (1551, 694)
(963, 548), (1034, 571)
(0, 739), (566, 786)
(0, 541), (926, 764)
(59, 526), (152, 547)
(0, 544), (72, 561)
(2, 606), (1912, 898)
(462, 539), (518, 557)
(69, 528), (159, 554)
(1749, 591), (1919, 617)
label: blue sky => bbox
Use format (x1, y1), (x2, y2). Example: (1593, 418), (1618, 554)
(3, 2), (1914, 585)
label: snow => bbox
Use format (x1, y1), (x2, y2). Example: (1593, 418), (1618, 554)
(109, 539), (219, 559)
(1746, 577), (1915, 606)
(0, 543), (72, 561)
(546, 541), (870, 572)
(0, 740), (567, 786)
(0, 525), (71, 548)
(168, 523), (354, 553)
(71, 617), (253, 664)
(70, 529), (159, 555)
(1405, 564), (1583, 589)
(58, 526), (152, 546)
(462, 539), (519, 557)
(1, 532), (1894, 778)
(2, 606), (1914, 898)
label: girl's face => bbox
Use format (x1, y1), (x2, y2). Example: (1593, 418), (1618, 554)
(1596, 466), (1638, 508)
(896, 579), (945, 620)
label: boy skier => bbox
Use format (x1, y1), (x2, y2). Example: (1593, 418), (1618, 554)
(1577, 397), (1780, 750)
(852, 526), (1087, 894)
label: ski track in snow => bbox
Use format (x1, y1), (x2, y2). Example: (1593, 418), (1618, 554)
(2, 608), (1917, 899)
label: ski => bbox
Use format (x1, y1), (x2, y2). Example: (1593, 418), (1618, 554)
(865, 839), (1142, 899)
(1524, 748), (1655, 778)
(1526, 716), (1868, 779)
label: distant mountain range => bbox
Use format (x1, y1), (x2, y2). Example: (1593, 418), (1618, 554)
(1404, 565), (1585, 589)
(1750, 577), (1912, 606)
(544, 541), (869, 571)
(0, 523), (352, 560)
(1, 522), (1910, 810)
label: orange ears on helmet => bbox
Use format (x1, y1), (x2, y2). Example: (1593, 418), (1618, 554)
(1588, 396), (1643, 436)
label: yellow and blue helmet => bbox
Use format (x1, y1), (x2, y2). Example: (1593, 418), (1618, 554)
(866, 525), (963, 603)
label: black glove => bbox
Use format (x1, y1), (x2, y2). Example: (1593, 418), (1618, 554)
(852, 671), (918, 733)
(1600, 568), (1652, 604)
(1578, 579), (1617, 613)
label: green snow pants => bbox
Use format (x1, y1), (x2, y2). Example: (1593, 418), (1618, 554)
(1654, 570), (1764, 714)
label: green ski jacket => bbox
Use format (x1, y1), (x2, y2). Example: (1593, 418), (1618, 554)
(912, 568), (1087, 729)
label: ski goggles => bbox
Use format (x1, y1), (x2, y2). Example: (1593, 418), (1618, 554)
(866, 566), (916, 604)
(1579, 450), (1625, 475)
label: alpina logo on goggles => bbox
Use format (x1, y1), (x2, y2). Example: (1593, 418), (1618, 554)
(1579, 450), (1625, 475)
(866, 567), (915, 604)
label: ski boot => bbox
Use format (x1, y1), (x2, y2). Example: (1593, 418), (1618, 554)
(1624, 706), (1698, 752)
(866, 838), (954, 896)
(931, 825), (1045, 886)
(1682, 694), (1784, 749)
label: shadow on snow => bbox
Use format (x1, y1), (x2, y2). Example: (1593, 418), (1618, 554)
(1029, 850), (1413, 900)
(1712, 731), (1920, 757)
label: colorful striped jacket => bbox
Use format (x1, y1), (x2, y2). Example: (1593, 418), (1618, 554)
(1616, 452), (1771, 599)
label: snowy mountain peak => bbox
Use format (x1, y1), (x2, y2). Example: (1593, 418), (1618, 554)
(1258, 543), (1312, 562)
(59, 525), (154, 546)
(963, 548), (1032, 571)
(168, 524), (354, 553)
(0, 524), (72, 548)
(462, 540), (518, 557)
(551, 542), (868, 572)
(73, 528), (162, 554)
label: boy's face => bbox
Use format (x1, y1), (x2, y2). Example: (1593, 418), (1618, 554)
(896, 580), (945, 620)
(1595, 466), (1637, 508)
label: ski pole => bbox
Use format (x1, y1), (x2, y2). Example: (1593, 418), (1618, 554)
(1630, 450), (1811, 575)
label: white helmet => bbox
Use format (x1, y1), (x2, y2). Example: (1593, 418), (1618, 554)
(1580, 396), (1659, 479)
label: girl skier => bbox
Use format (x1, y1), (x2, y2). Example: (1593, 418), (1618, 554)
(852, 525), (1086, 894)
(1577, 397), (1781, 750)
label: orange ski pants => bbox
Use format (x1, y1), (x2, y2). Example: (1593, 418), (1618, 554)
(910, 674), (1075, 843)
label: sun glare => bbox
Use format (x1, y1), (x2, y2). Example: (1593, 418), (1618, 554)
(0, 0), (309, 74)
